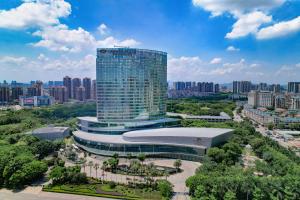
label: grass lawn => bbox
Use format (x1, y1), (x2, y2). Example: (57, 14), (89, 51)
(43, 183), (162, 200)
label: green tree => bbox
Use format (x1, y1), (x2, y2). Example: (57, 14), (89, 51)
(207, 147), (225, 163)
(137, 153), (146, 165)
(157, 180), (173, 199)
(224, 190), (237, 200)
(173, 159), (182, 172)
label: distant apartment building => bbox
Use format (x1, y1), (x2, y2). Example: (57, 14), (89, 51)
(63, 76), (72, 99)
(91, 79), (96, 100)
(214, 84), (220, 93)
(244, 105), (300, 127)
(288, 82), (300, 93)
(248, 90), (300, 112)
(27, 81), (43, 96)
(270, 84), (281, 93)
(248, 91), (273, 108)
(274, 95), (286, 109)
(258, 82), (268, 91)
(169, 81), (219, 98)
(233, 81), (251, 94)
(75, 86), (86, 101)
(49, 86), (68, 103)
(83, 77), (91, 100)
(291, 96), (300, 110)
(0, 86), (10, 104)
(19, 96), (54, 107)
(72, 78), (81, 99)
(243, 107), (275, 125)
(258, 91), (274, 108)
(173, 82), (186, 90)
(11, 87), (23, 101)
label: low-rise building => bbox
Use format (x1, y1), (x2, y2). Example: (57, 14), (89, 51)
(32, 126), (70, 140)
(167, 112), (232, 122)
(19, 96), (54, 107)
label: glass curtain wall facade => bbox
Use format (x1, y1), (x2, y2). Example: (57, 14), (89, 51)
(73, 135), (204, 161)
(96, 48), (167, 123)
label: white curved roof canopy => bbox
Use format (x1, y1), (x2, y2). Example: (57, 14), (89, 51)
(73, 127), (233, 149)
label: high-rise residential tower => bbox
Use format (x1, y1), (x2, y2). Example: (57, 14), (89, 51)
(72, 78), (81, 99)
(82, 77), (91, 100)
(49, 86), (68, 103)
(63, 76), (72, 99)
(233, 81), (251, 94)
(91, 79), (96, 100)
(288, 82), (300, 93)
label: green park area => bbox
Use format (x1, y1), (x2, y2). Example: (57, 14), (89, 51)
(0, 103), (96, 189)
(167, 99), (236, 117)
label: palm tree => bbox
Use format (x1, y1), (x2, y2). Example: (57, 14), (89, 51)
(94, 163), (100, 179)
(164, 170), (169, 180)
(101, 161), (108, 183)
(148, 162), (156, 185)
(87, 160), (93, 177)
(130, 160), (140, 187)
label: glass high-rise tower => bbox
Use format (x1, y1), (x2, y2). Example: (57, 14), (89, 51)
(96, 48), (167, 123)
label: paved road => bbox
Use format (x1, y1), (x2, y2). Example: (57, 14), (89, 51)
(0, 191), (113, 200)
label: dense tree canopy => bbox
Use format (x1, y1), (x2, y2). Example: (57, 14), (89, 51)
(186, 121), (300, 200)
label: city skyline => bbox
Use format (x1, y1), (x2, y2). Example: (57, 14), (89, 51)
(0, 0), (299, 83)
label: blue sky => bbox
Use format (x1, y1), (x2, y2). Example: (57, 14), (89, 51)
(0, 0), (299, 84)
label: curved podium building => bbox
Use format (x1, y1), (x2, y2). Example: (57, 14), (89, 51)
(73, 48), (232, 161)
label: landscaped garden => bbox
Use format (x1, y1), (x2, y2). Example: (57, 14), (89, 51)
(101, 154), (182, 178)
(44, 181), (165, 200)
(45, 162), (174, 200)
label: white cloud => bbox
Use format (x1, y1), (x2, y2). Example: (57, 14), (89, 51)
(32, 24), (96, 52)
(37, 53), (49, 61)
(97, 23), (108, 35)
(96, 36), (140, 48)
(192, 0), (300, 40)
(256, 16), (300, 39)
(167, 56), (268, 82)
(32, 24), (140, 52)
(210, 59), (246, 75)
(226, 11), (272, 39)
(250, 63), (260, 68)
(0, 0), (140, 53)
(0, 0), (71, 29)
(0, 56), (27, 65)
(168, 56), (206, 81)
(226, 46), (240, 51)
(192, 0), (285, 17)
(210, 57), (222, 64)
(41, 54), (95, 71)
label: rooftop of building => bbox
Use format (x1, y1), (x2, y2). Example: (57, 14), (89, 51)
(77, 116), (179, 125)
(32, 126), (69, 134)
(167, 112), (231, 120)
(123, 127), (233, 138)
(73, 127), (233, 148)
(96, 47), (167, 55)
